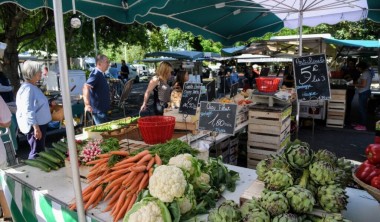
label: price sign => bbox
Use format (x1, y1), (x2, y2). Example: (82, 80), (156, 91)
(198, 102), (237, 135)
(179, 82), (202, 115)
(293, 54), (331, 101)
(230, 82), (239, 98)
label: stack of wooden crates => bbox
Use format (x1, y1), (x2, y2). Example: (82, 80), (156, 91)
(326, 89), (346, 128)
(247, 104), (291, 169)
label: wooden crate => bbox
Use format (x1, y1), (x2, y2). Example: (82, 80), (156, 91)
(247, 153), (269, 169)
(209, 138), (230, 158)
(164, 108), (199, 134)
(119, 140), (151, 153)
(326, 89), (346, 128)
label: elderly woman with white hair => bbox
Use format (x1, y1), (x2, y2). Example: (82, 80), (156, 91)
(16, 60), (51, 159)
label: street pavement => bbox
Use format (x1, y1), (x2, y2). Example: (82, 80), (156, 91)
(15, 82), (377, 163)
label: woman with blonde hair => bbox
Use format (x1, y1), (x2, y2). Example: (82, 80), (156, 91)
(140, 62), (173, 115)
(16, 60), (51, 159)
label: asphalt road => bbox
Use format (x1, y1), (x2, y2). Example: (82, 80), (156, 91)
(14, 82), (377, 163)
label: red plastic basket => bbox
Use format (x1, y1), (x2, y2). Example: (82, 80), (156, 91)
(138, 116), (175, 144)
(255, 77), (281, 93)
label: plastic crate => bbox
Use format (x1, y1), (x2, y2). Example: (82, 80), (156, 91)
(255, 77), (281, 93)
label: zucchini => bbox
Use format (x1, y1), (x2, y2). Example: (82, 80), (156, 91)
(57, 141), (69, 151)
(52, 142), (67, 152)
(24, 159), (51, 172)
(50, 148), (66, 160)
(39, 152), (62, 164)
(47, 149), (64, 162)
(35, 157), (60, 170)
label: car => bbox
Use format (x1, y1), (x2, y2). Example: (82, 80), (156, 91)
(133, 64), (149, 76)
(107, 62), (139, 83)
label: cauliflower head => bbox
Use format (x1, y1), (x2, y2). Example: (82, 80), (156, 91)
(194, 172), (210, 185)
(149, 165), (187, 202)
(128, 201), (164, 222)
(168, 153), (198, 176)
(123, 197), (172, 222)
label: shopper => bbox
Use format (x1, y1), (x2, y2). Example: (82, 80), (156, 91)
(353, 61), (372, 131)
(342, 59), (360, 126)
(0, 62), (13, 103)
(120, 60), (129, 82)
(83, 54), (111, 125)
(230, 67), (239, 86)
(0, 95), (12, 221)
(16, 60), (51, 159)
(170, 70), (189, 108)
(140, 61), (173, 115)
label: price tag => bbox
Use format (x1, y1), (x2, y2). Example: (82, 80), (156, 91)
(293, 54), (331, 101)
(198, 102), (237, 135)
(179, 82), (202, 115)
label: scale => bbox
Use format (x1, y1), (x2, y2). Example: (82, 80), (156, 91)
(251, 90), (290, 107)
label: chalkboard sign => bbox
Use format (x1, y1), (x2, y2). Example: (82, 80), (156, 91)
(230, 82), (239, 98)
(179, 82), (202, 115)
(293, 54), (331, 101)
(206, 80), (216, 101)
(198, 102), (237, 135)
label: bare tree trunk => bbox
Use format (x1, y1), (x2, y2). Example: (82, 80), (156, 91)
(3, 38), (21, 93)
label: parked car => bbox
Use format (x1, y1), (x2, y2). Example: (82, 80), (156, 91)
(133, 64), (149, 76)
(107, 63), (139, 83)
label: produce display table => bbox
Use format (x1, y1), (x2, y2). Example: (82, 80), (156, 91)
(1, 163), (379, 222)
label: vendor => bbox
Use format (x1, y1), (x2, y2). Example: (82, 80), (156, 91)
(282, 65), (294, 88)
(342, 58), (360, 126)
(170, 70), (189, 108)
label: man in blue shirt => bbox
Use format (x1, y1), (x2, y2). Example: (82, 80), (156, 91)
(230, 67), (239, 86)
(83, 54), (111, 125)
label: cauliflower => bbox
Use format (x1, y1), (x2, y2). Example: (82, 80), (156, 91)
(177, 185), (196, 215)
(149, 165), (187, 202)
(123, 197), (172, 222)
(194, 172), (210, 185)
(168, 153), (199, 176)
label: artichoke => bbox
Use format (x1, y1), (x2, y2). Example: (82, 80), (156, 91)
(322, 213), (352, 222)
(208, 200), (241, 222)
(284, 185), (315, 214)
(256, 157), (289, 181)
(317, 184), (348, 213)
(284, 141), (313, 169)
(240, 199), (270, 222)
(335, 157), (354, 187)
(272, 213), (301, 222)
(313, 149), (337, 164)
(259, 190), (289, 217)
(309, 161), (336, 186)
(264, 168), (293, 191)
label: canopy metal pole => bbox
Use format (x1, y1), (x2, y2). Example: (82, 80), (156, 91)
(93, 18), (98, 56)
(295, 0), (304, 139)
(52, 0), (86, 221)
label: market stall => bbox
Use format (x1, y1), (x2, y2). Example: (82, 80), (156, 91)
(1, 161), (379, 222)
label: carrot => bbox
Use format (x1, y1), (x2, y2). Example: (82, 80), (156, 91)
(148, 167), (154, 177)
(86, 158), (108, 166)
(109, 150), (130, 156)
(126, 194), (137, 212)
(84, 185), (103, 211)
(127, 172), (144, 191)
(146, 156), (156, 170)
(92, 159), (109, 170)
(103, 173), (122, 183)
(105, 174), (129, 192)
(103, 188), (124, 212)
(138, 173), (149, 191)
(130, 165), (147, 172)
(96, 153), (111, 158)
(69, 203), (76, 211)
(111, 162), (134, 171)
(155, 154), (162, 165)
(92, 191), (104, 209)
(110, 168), (131, 175)
(83, 191), (94, 202)
(114, 194), (133, 222)
(123, 171), (137, 186)
(112, 189), (128, 217)
(124, 150), (150, 163)
(113, 158), (131, 167)
(104, 185), (120, 201)
(136, 153), (152, 165)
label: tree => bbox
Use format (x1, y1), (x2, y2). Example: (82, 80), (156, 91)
(0, 3), (151, 92)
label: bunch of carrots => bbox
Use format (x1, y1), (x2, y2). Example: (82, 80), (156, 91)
(69, 149), (161, 222)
